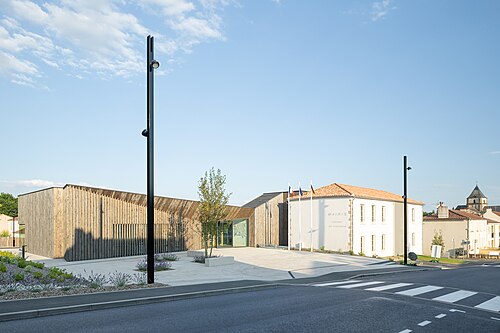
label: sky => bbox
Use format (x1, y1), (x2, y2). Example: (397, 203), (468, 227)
(1, 0), (499, 212)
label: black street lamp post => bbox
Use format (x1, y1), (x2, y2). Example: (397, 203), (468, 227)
(143, 35), (159, 284)
(403, 156), (412, 265)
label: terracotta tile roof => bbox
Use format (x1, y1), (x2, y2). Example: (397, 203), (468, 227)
(423, 209), (485, 221)
(292, 182), (423, 205)
(494, 212), (500, 218)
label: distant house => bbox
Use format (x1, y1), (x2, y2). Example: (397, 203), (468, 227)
(0, 214), (20, 247)
(289, 182), (424, 257)
(423, 203), (498, 257)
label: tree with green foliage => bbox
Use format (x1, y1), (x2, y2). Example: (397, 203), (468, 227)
(431, 231), (445, 254)
(0, 193), (18, 217)
(197, 168), (231, 258)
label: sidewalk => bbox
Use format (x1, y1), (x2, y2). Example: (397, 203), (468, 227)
(0, 248), (433, 322)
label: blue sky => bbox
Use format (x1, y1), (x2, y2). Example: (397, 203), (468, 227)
(1, 0), (499, 211)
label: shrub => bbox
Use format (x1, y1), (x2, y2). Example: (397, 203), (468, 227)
(0, 251), (17, 259)
(17, 259), (27, 269)
(109, 271), (131, 287)
(0, 262), (6, 273)
(132, 272), (147, 285)
(348, 250), (354, 255)
(319, 246), (325, 252)
(85, 270), (107, 288)
(31, 262), (45, 269)
(155, 253), (179, 261)
(14, 273), (24, 281)
(24, 265), (33, 273)
(0, 230), (10, 237)
(136, 259), (172, 271)
(358, 252), (365, 257)
(33, 271), (43, 279)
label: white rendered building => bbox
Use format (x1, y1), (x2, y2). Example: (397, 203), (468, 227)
(289, 183), (423, 257)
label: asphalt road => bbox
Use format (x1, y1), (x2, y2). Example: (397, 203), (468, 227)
(1, 264), (499, 332)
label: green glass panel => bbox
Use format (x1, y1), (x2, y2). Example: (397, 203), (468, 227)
(233, 219), (248, 247)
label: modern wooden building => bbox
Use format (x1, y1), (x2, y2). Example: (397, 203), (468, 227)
(19, 185), (257, 261)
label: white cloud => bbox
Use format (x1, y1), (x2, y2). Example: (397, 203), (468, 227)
(489, 151), (500, 155)
(1, 179), (64, 188)
(0, 0), (231, 86)
(371, 0), (395, 22)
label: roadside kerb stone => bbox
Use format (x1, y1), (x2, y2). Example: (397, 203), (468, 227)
(0, 283), (279, 323)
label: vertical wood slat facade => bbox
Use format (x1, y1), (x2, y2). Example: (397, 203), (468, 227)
(20, 185), (255, 261)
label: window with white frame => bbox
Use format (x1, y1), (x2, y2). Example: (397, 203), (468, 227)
(360, 236), (365, 254)
(382, 206), (386, 223)
(371, 235), (376, 252)
(412, 208), (415, 222)
(381, 234), (386, 250)
(360, 204), (365, 223)
(371, 205), (376, 223)
(412, 232), (416, 247)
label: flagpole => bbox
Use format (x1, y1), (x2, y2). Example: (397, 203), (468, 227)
(287, 183), (291, 251)
(310, 180), (313, 252)
(299, 181), (302, 251)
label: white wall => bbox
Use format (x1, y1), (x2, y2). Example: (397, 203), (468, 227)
(289, 197), (350, 251)
(290, 197), (424, 257)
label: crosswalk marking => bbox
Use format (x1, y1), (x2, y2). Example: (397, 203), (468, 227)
(365, 283), (413, 291)
(475, 296), (500, 312)
(338, 281), (384, 289)
(395, 285), (443, 296)
(311, 280), (500, 313)
(417, 320), (431, 327)
(432, 290), (477, 303)
(313, 280), (360, 287)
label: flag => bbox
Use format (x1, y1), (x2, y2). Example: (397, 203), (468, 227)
(299, 187), (303, 197)
(310, 184), (315, 194)
(288, 185), (293, 197)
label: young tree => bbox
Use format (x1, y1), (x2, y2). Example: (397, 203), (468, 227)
(431, 231), (445, 254)
(197, 168), (231, 258)
(0, 193), (18, 217)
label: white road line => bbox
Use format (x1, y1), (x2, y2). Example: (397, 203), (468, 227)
(491, 317), (500, 321)
(449, 309), (466, 313)
(365, 283), (413, 291)
(312, 280), (360, 287)
(432, 290), (477, 303)
(396, 285), (443, 296)
(475, 296), (500, 312)
(338, 281), (384, 289)
(398, 329), (412, 333)
(435, 314), (446, 319)
(418, 320), (431, 327)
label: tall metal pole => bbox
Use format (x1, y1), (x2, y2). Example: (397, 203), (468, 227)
(403, 156), (408, 265)
(145, 35), (159, 284)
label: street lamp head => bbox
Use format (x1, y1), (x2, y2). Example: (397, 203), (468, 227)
(151, 60), (160, 70)
(407, 167), (412, 171)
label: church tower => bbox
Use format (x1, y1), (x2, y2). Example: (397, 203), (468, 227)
(466, 185), (488, 212)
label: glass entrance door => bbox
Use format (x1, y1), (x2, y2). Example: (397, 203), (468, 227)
(217, 221), (233, 247)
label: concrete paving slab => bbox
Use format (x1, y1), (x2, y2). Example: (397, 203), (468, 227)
(35, 248), (406, 286)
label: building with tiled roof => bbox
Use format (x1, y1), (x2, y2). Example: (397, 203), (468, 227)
(423, 203), (499, 257)
(289, 182), (423, 257)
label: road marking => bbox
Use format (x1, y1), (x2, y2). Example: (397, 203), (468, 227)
(312, 280), (360, 287)
(417, 320), (431, 327)
(475, 296), (500, 312)
(396, 285), (443, 296)
(432, 290), (477, 303)
(491, 317), (500, 321)
(398, 329), (412, 333)
(449, 309), (466, 313)
(338, 281), (384, 289)
(435, 314), (446, 319)
(365, 283), (413, 292)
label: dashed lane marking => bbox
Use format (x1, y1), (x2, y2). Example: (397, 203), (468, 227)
(432, 290), (477, 303)
(417, 320), (431, 327)
(398, 329), (412, 333)
(435, 314), (446, 319)
(449, 309), (466, 313)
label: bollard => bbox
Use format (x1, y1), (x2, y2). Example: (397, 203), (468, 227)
(22, 245), (26, 259)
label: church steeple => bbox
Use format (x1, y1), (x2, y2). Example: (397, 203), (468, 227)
(467, 185), (488, 212)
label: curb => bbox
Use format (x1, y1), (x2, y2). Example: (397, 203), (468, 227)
(0, 283), (279, 322)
